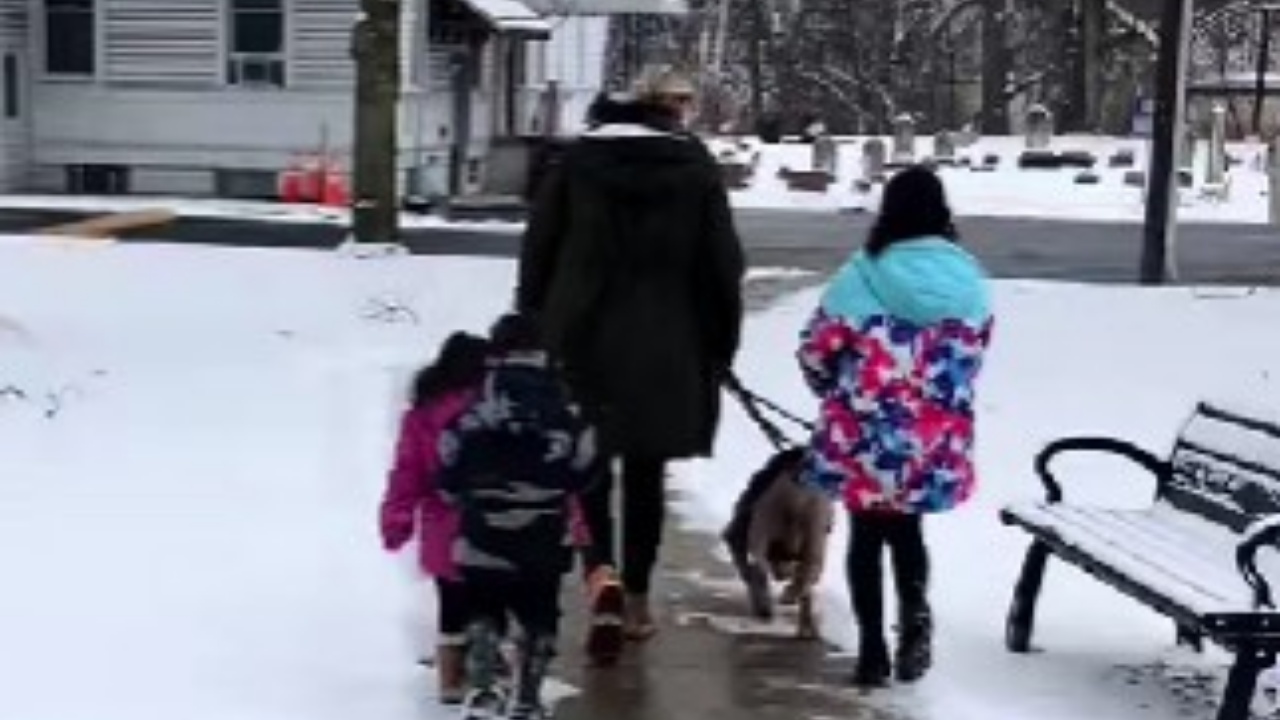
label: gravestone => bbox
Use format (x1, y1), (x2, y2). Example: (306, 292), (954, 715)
(1109, 149), (1137, 168)
(1206, 103), (1227, 187)
(811, 134), (839, 177)
(1025, 104), (1054, 150)
(1179, 123), (1196, 172)
(933, 131), (957, 163)
(891, 114), (916, 165)
(863, 139), (888, 181)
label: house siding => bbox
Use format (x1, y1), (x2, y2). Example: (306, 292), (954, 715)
(290, 0), (356, 90)
(0, 0), (28, 190)
(103, 0), (221, 86)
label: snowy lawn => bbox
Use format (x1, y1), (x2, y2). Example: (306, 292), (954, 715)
(710, 134), (1276, 223)
(5, 134), (1276, 231)
(2, 238), (1279, 720)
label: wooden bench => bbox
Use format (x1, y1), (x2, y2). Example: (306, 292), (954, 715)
(1001, 402), (1280, 720)
(39, 209), (176, 239)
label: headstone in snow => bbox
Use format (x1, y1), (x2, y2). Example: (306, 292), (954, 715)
(862, 139), (887, 181)
(933, 131), (957, 163)
(1108, 149), (1137, 168)
(1025, 104), (1054, 150)
(1205, 103), (1227, 186)
(891, 114), (916, 165)
(811, 134), (839, 177)
(1179, 123), (1196, 171)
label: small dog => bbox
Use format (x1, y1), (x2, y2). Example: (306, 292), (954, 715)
(721, 447), (834, 639)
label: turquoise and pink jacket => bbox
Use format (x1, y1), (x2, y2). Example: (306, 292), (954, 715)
(798, 236), (993, 515)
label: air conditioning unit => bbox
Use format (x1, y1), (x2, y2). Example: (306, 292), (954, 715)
(228, 54), (285, 87)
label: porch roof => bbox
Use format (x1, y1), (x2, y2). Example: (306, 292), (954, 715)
(520, 0), (689, 15)
(461, 0), (554, 38)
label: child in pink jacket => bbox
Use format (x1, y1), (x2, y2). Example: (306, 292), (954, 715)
(380, 330), (593, 705)
(380, 331), (489, 704)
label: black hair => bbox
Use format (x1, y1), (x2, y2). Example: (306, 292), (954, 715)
(866, 165), (959, 257)
(410, 332), (490, 407)
(488, 312), (542, 353)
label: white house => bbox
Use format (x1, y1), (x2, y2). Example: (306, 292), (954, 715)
(0, 0), (683, 200)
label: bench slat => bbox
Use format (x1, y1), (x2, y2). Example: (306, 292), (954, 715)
(1004, 502), (1262, 616)
(1183, 405), (1280, 474)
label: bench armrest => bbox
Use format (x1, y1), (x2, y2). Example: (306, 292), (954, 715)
(1035, 436), (1171, 504)
(1238, 518), (1280, 610)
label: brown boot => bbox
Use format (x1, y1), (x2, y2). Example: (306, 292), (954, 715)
(623, 593), (658, 641)
(436, 638), (467, 705)
(584, 565), (625, 665)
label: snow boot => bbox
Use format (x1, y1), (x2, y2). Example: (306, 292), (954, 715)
(436, 635), (468, 705)
(584, 565), (625, 666)
(463, 618), (507, 717)
(623, 593), (657, 641)
(853, 635), (892, 688)
(508, 632), (556, 719)
(461, 686), (509, 720)
(894, 602), (934, 683)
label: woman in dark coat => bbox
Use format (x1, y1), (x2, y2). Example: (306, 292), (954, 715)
(516, 93), (745, 644)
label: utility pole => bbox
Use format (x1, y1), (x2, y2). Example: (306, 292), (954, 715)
(1253, 4), (1277, 136)
(747, 0), (766, 124)
(1139, 0), (1192, 285)
(350, 0), (401, 244)
(1080, 0), (1104, 131)
(981, 0), (1010, 134)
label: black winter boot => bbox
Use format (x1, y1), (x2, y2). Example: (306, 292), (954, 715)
(508, 632), (556, 720)
(890, 515), (932, 683)
(894, 602), (933, 683)
(854, 634), (892, 688)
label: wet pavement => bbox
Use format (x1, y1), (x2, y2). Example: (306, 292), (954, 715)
(5, 206), (1280, 285)
(539, 274), (900, 720)
(547, 267), (898, 719)
(548, 503), (902, 720)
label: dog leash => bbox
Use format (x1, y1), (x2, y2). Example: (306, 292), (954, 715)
(723, 371), (816, 451)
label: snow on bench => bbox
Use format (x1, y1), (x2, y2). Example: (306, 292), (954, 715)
(1000, 402), (1280, 720)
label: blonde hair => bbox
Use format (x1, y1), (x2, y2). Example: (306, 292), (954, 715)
(632, 65), (695, 100)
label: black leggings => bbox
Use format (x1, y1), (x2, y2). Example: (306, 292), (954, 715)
(579, 456), (667, 595)
(436, 578), (509, 639)
(846, 513), (929, 646)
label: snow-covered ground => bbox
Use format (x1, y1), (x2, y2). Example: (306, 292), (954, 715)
(0, 194), (526, 234)
(711, 134), (1277, 223)
(678, 278), (1280, 720)
(4, 134), (1274, 232)
(3, 238), (1280, 720)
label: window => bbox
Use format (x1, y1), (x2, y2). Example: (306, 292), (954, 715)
(4, 55), (18, 119)
(45, 0), (95, 76)
(228, 0), (285, 87)
(66, 165), (129, 195)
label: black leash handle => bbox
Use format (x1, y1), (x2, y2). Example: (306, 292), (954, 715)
(723, 371), (815, 451)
